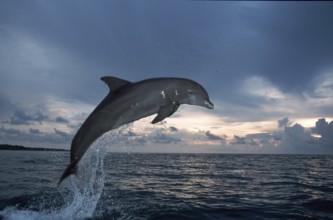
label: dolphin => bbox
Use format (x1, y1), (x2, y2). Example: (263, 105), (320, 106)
(59, 76), (214, 185)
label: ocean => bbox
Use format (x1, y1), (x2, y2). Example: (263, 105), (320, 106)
(1, 148), (333, 219)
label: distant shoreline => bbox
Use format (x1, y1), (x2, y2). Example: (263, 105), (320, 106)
(0, 144), (68, 152)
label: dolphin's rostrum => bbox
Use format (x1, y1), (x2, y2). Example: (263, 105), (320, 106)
(59, 76), (214, 185)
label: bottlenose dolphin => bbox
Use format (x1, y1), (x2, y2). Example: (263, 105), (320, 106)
(59, 76), (214, 185)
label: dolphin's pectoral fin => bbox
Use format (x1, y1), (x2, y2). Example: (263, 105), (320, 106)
(152, 106), (170, 124)
(169, 103), (180, 117)
(151, 103), (179, 124)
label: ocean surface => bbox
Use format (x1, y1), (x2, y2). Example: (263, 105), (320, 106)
(1, 148), (333, 219)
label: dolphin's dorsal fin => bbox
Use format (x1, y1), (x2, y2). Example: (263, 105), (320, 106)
(101, 76), (131, 93)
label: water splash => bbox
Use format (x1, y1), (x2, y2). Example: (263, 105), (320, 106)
(57, 125), (133, 219)
(0, 125), (132, 220)
(57, 140), (107, 219)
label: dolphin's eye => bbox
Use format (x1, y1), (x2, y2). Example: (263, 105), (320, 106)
(187, 89), (193, 94)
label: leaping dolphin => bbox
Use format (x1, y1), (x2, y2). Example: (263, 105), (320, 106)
(59, 76), (214, 185)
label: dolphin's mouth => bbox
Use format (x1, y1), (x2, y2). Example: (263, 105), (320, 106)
(205, 100), (214, 109)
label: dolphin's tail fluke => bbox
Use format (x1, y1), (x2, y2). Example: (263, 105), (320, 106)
(58, 161), (78, 186)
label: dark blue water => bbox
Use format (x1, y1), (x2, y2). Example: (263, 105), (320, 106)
(1, 150), (333, 219)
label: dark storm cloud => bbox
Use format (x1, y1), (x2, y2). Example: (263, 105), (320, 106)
(1, 1), (214, 79)
(0, 1), (332, 119)
(236, 3), (333, 94)
(2, 2), (331, 99)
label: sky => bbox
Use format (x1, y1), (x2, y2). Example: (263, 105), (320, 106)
(0, 1), (333, 154)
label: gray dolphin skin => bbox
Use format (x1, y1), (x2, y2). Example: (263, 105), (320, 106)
(59, 76), (214, 185)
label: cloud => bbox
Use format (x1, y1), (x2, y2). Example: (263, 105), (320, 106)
(231, 135), (258, 146)
(282, 123), (307, 145)
(150, 133), (181, 145)
(242, 76), (284, 100)
(272, 117), (333, 153)
(118, 130), (148, 146)
(312, 118), (333, 147)
(3, 109), (48, 125)
(55, 116), (69, 124)
(278, 117), (290, 128)
(29, 128), (44, 135)
(205, 131), (222, 140)
(225, 72), (333, 124)
(0, 100), (86, 136)
(2, 2), (332, 104)
(241, 4), (333, 94)
(33, 111), (49, 123)
(205, 131), (227, 145)
(0, 126), (23, 136)
(221, 117), (333, 154)
(54, 128), (71, 140)
(245, 133), (276, 147)
(125, 130), (137, 137)
(0, 125), (71, 145)
(170, 126), (178, 132)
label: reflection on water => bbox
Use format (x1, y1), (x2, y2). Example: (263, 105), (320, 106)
(103, 154), (333, 215)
